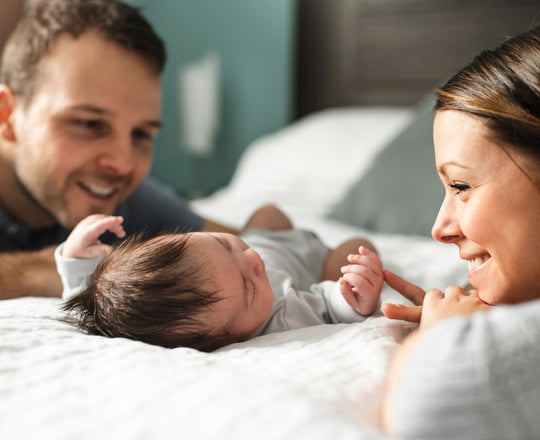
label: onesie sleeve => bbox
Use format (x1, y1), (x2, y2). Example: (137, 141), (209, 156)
(390, 299), (540, 440)
(312, 281), (372, 323)
(54, 243), (102, 300)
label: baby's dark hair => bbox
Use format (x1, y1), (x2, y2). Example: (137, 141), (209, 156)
(62, 232), (240, 352)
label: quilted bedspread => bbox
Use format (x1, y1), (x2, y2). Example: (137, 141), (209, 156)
(0, 296), (415, 439)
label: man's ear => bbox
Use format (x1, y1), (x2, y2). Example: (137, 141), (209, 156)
(0, 84), (17, 142)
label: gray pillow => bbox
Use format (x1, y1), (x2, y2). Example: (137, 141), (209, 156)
(327, 97), (443, 236)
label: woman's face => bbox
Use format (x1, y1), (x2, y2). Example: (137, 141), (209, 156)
(432, 110), (540, 305)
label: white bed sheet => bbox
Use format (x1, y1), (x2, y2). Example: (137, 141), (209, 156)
(1, 107), (468, 439)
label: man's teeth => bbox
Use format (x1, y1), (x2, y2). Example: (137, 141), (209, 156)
(467, 256), (490, 271)
(83, 183), (114, 197)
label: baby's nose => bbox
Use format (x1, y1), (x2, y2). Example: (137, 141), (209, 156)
(246, 248), (264, 276)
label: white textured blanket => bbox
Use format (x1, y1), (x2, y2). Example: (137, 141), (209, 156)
(1, 296), (414, 440)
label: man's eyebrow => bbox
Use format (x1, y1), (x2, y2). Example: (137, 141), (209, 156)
(69, 104), (162, 129)
(70, 104), (112, 116)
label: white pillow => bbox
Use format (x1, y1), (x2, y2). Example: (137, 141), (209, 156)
(225, 107), (413, 216)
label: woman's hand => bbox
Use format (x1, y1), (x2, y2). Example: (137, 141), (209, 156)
(382, 270), (492, 327)
(381, 270), (425, 323)
(420, 286), (492, 327)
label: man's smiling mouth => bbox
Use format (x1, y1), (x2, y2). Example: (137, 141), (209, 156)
(78, 181), (117, 198)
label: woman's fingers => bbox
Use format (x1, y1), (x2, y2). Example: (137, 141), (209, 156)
(383, 270), (426, 305)
(381, 303), (423, 323)
(382, 270), (427, 323)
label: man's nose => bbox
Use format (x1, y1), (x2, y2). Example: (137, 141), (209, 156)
(96, 138), (135, 176)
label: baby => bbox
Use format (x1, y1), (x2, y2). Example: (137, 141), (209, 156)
(57, 205), (384, 351)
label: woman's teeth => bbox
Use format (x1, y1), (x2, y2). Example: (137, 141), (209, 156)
(467, 255), (490, 272)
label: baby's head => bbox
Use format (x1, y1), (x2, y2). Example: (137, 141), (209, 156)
(63, 231), (274, 351)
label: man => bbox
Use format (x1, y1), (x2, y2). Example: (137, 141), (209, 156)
(0, 0), (235, 299)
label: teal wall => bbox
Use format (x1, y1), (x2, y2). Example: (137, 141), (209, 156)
(125, 0), (295, 196)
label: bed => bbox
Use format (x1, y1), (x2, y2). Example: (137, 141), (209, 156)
(2, 103), (469, 439)
(2, 1), (538, 439)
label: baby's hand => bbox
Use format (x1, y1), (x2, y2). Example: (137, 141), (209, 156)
(62, 214), (125, 258)
(339, 246), (383, 315)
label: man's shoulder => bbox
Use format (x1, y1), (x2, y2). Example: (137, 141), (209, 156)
(114, 177), (203, 235)
(124, 177), (178, 204)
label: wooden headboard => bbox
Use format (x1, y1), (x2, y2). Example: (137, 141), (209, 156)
(295, 0), (540, 118)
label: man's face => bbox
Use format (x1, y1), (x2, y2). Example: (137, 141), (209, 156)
(8, 31), (162, 229)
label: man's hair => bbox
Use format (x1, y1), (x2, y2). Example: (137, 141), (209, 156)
(63, 232), (241, 352)
(0, 0), (166, 101)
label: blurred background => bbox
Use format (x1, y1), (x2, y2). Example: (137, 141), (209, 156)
(1, 0), (538, 197)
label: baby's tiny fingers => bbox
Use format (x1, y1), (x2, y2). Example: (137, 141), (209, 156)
(348, 248), (383, 271)
(82, 243), (113, 258)
(343, 272), (375, 292)
(339, 278), (360, 308)
(342, 264), (382, 287)
(88, 216), (125, 238)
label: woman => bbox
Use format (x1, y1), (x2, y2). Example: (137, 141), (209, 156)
(380, 26), (540, 439)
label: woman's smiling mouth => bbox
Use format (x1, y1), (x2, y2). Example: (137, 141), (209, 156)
(466, 254), (491, 273)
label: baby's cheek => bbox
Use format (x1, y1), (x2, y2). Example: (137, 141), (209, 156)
(262, 283), (274, 315)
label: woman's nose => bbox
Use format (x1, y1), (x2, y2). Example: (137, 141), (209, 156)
(431, 200), (461, 243)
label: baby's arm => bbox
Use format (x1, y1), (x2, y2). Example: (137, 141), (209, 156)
(339, 246), (383, 316)
(62, 215), (126, 258)
(56, 215), (125, 300)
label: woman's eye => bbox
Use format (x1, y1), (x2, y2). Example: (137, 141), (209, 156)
(449, 182), (470, 194)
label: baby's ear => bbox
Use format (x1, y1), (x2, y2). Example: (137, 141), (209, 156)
(0, 85), (17, 142)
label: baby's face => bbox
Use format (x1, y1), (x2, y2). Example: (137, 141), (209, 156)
(190, 232), (274, 339)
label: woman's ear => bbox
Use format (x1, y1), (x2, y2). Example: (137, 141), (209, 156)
(0, 84), (17, 142)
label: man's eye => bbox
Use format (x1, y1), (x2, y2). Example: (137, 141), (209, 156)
(64, 118), (109, 138)
(76, 119), (105, 131)
(133, 128), (153, 141)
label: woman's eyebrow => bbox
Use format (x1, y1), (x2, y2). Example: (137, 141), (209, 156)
(438, 161), (472, 176)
